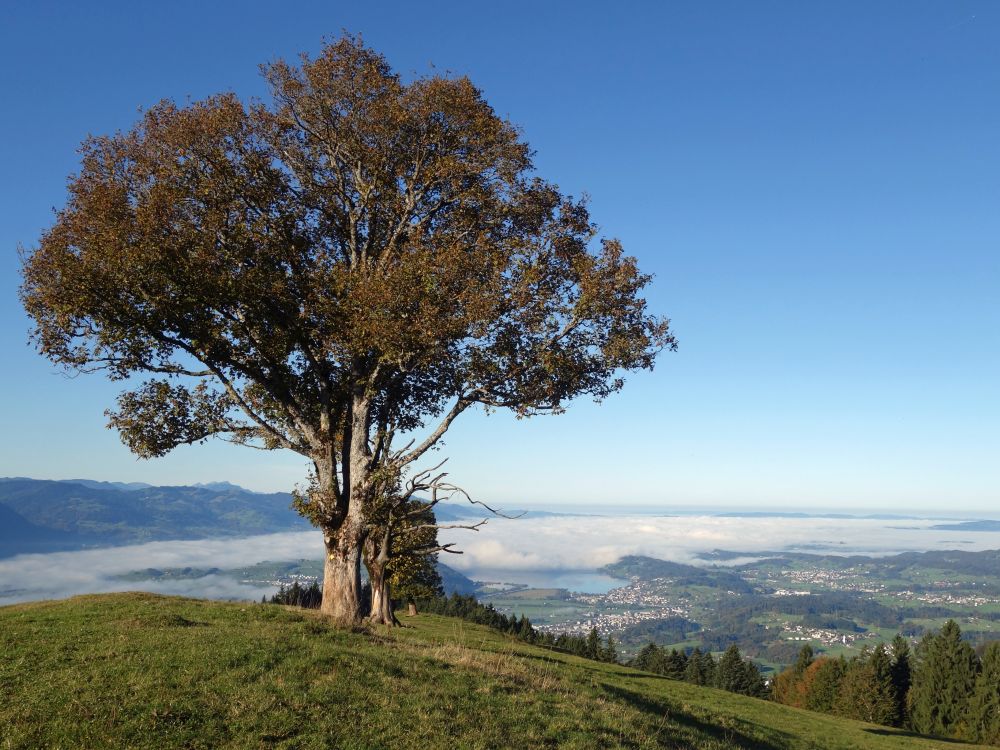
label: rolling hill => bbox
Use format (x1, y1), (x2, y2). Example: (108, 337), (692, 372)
(602, 555), (754, 594)
(0, 593), (988, 749)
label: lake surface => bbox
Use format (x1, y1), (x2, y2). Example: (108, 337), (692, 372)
(471, 569), (628, 593)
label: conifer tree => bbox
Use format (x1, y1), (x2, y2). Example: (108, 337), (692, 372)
(909, 630), (936, 723)
(664, 649), (689, 680)
(519, 615), (533, 642)
(716, 645), (745, 692)
(602, 635), (619, 664)
(585, 627), (602, 660)
(794, 644), (815, 675)
(684, 648), (706, 685)
(740, 657), (767, 698)
(708, 645), (765, 697)
(699, 649), (718, 686)
(909, 620), (979, 738)
(964, 641), (1000, 744)
(684, 648), (716, 686)
(632, 644), (664, 673)
(873, 643), (903, 726)
(889, 634), (912, 727)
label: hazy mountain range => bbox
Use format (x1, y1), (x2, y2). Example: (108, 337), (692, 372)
(0, 478), (488, 558)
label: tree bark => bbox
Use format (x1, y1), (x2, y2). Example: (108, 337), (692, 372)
(318, 392), (373, 623)
(364, 528), (400, 626)
(367, 563), (400, 626)
(320, 513), (365, 623)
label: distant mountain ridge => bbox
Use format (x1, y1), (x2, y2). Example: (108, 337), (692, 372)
(0, 477), (494, 558)
(929, 519), (1000, 532)
(0, 478), (310, 558)
(59, 479), (154, 492)
(191, 481), (262, 493)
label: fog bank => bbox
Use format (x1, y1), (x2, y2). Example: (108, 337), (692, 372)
(4, 515), (1000, 605)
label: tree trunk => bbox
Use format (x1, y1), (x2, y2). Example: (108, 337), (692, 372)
(317, 392), (374, 624)
(364, 532), (400, 626)
(368, 564), (400, 626)
(320, 512), (365, 623)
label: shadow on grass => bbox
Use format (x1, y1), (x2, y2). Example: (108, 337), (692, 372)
(600, 682), (793, 750)
(563, 658), (675, 682)
(864, 727), (969, 744)
(490, 648), (572, 669)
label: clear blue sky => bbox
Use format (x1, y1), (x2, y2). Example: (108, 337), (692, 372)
(1, 1), (997, 511)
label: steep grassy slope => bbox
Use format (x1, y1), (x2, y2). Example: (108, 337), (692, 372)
(0, 594), (988, 749)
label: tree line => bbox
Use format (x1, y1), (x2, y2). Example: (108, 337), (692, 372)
(631, 642), (767, 697)
(772, 621), (1000, 745)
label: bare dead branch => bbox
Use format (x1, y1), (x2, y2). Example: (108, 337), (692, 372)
(395, 398), (471, 468)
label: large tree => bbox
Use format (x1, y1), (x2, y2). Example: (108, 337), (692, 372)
(19, 36), (674, 622)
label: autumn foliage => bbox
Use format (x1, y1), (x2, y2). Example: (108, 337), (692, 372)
(20, 35), (673, 622)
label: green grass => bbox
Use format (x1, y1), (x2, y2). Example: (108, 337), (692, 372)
(0, 593), (990, 750)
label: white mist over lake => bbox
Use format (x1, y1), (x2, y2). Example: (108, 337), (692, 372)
(3, 514), (1000, 605)
(0, 531), (323, 605)
(440, 514), (1000, 573)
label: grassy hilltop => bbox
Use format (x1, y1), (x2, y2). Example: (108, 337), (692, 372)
(0, 594), (989, 750)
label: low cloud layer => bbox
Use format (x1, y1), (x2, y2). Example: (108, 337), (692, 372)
(3, 515), (1000, 605)
(0, 531), (322, 605)
(438, 514), (1000, 574)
